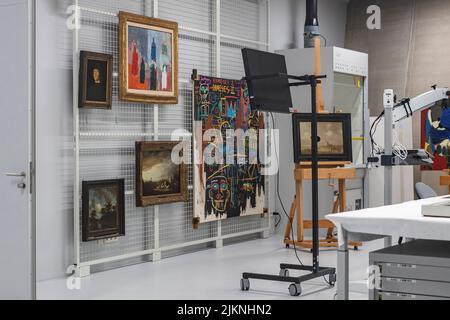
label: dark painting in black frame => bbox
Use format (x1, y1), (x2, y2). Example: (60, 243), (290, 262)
(79, 51), (113, 109)
(82, 179), (125, 242)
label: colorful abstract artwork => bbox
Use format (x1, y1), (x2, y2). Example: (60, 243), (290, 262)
(119, 12), (178, 104)
(193, 75), (266, 223)
(421, 102), (450, 170)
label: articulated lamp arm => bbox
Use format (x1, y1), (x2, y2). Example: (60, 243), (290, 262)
(391, 87), (450, 123)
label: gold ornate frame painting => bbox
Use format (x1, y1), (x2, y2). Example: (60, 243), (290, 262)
(119, 11), (179, 104)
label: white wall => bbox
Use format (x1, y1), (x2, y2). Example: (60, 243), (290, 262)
(269, 0), (349, 233)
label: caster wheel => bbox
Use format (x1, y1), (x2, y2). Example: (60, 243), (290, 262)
(329, 273), (337, 286)
(240, 278), (250, 291)
(289, 283), (302, 297)
(279, 269), (289, 277)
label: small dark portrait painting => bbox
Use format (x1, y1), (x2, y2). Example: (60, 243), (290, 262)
(79, 51), (113, 109)
(136, 141), (188, 207)
(82, 179), (125, 242)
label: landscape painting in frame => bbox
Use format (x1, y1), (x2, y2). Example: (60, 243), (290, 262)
(292, 113), (352, 163)
(119, 11), (178, 104)
(193, 75), (266, 224)
(136, 141), (188, 207)
(82, 179), (125, 242)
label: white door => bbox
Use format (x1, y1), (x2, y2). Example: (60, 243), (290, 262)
(0, 0), (35, 300)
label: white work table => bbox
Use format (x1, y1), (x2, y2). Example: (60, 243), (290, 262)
(326, 196), (450, 300)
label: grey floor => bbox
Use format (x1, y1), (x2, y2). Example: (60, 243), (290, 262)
(37, 235), (383, 300)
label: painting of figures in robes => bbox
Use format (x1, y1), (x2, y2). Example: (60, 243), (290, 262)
(119, 12), (178, 104)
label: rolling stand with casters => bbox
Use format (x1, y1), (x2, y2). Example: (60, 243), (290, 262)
(238, 63), (336, 296)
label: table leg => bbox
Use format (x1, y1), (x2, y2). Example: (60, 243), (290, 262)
(337, 229), (349, 300)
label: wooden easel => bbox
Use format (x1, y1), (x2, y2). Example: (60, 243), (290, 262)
(283, 37), (362, 250)
(284, 163), (362, 249)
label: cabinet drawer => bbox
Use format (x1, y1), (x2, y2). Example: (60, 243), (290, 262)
(381, 277), (450, 298)
(378, 262), (450, 282)
(376, 291), (450, 301)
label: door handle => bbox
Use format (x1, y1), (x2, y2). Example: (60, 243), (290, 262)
(5, 172), (26, 178)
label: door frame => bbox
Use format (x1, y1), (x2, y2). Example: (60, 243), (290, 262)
(28, 0), (37, 300)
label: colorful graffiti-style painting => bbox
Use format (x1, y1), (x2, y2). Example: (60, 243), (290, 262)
(421, 101), (450, 170)
(193, 75), (266, 223)
(119, 12), (178, 104)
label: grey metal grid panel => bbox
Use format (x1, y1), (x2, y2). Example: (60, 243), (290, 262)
(78, 0), (147, 14)
(221, 0), (268, 43)
(158, 0), (216, 32)
(73, 0), (270, 271)
(78, 138), (155, 263)
(78, 10), (154, 135)
(178, 32), (216, 82)
(222, 214), (269, 236)
(77, 3), (155, 264)
(56, 0), (75, 69)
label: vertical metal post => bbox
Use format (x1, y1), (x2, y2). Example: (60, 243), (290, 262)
(310, 76), (319, 273)
(152, 0), (162, 261)
(267, 0), (271, 52)
(384, 89), (394, 248)
(214, 0), (224, 249)
(73, 0), (81, 268)
(384, 106), (393, 207)
(363, 76), (370, 209)
(337, 229), (349, 300)
(216, 0), (221, 78)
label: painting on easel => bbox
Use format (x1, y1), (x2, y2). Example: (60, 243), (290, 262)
(193, 75), (266, 224)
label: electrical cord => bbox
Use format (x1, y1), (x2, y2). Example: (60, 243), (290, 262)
(393, 129), (408, 161)
(274, 213), (282, 229)
(269, 112), (304, 267)
(370, 111), (384, 157)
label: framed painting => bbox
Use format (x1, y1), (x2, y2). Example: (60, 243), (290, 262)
(136, 141), (188, 207)
(82, 179), (125, 242)
(420, 102), (450, 171)
(119, 11), (178, 104)
(292, 113), (353, 163)
(193, 75), (266, 224)
(79, 51), (113, 109)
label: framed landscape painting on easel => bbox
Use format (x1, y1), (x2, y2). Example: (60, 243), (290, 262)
(292, 113), (352, 164)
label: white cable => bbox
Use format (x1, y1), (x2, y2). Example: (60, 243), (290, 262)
(392, 129), (408, 161)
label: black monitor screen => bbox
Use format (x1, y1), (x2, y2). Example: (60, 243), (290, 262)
(242, 48), (293, 114)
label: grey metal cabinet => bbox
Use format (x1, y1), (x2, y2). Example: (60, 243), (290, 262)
(370, 240), (450, 300)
